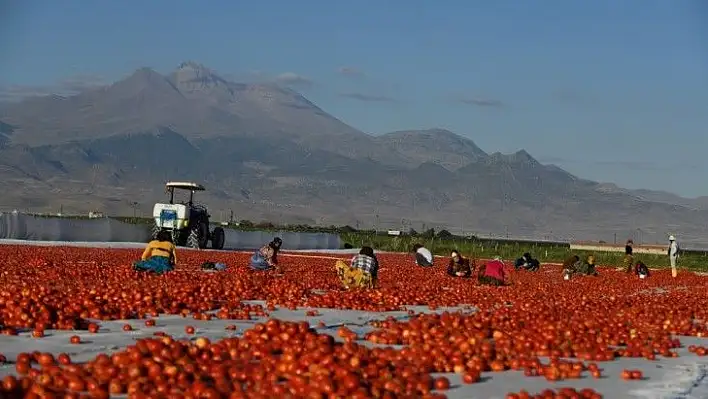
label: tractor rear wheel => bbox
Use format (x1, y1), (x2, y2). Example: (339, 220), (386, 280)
(187, 222), (209, 249)
(211, 227), (225, 250)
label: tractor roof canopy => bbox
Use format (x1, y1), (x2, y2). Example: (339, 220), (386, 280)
(165, 182), (205, 191)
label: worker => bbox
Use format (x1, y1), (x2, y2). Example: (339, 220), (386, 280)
(335, 246), (379, 289)
(562, 255), (580, 279)
(668, 235), (680, 278)
(133, 230), (176, 274)
(635, 261), (650, 278)
(412, 243), (434, 267)
(447, 250), (472, 277)
(565, 255), (598, 278)
(617, 245), (634, 273)
(250, 237), (283, 272)
(514, 252), (540, 271)
(478, 257), (507, 286)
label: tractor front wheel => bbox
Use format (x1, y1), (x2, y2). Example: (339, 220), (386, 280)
(187, 222), (209, 249)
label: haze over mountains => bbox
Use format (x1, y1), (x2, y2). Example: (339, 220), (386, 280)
(1, 62), (706, 245)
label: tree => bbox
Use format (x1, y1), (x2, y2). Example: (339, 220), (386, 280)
(421, 228), (436, 238)
(256, 221), (275, 229)
(339, 225), (357, 233)
(437, 229), (453, 239)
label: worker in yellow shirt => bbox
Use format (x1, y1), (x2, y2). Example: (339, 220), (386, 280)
(133, 230), (176, 274)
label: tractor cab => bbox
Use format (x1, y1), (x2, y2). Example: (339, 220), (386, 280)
(166, 181), (205, 206)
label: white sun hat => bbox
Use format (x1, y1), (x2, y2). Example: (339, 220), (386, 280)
(669, 235), (676, 241)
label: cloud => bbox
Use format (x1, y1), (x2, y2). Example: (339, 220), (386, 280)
(340, 92), (397, 102)
(58, 74), (107, 92)
(455, 96), (505, 108)
(337, 67), (364, 77)
(274, 72), (313, 88)
(0, 74), (107, 102)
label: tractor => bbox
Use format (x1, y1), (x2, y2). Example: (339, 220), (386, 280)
(151, 182), (225, 249)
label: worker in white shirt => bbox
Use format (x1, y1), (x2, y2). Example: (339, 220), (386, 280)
(668, 235), (680, 278)
(412, 244), (434, 267)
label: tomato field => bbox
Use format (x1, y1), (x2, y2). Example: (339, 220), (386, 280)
(0, 244), (707, 398)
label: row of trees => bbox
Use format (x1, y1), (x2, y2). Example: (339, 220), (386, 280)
(235, 219), (459, 239)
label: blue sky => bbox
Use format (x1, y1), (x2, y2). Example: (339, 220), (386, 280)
(1, 0), (707, 196)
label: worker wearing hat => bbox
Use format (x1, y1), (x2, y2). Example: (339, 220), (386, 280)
(668, 235), (679, 278)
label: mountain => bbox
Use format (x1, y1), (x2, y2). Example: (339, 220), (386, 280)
(0, 63), (411, 166)
(374, 129), (488, 170)
(595, 183), (708, 211)
(1, 61), (707, 246)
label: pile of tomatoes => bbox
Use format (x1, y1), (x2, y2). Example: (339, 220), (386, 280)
(0, 245), (707, 398)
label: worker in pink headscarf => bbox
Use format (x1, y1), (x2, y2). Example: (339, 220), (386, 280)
(478, 257), (508, 286)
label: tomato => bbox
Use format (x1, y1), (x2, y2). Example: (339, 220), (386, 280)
(433, 377), (450, 390)
(462, 372), (480, 384)
(0, 245), (707, 397)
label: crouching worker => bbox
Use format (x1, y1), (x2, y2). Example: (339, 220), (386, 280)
(250, 237), (283, 271)
(635, 261), (650, 278)
(478, 257), (507, 286)
(447, 250), (472, 277)
(133, 231), (176, 274)
(563, 255), (598, 279)
(562, 255), (580, 279)
(412, 244), (434, 267)
(514, 252), (540, 271)
(335, 246), (378, 289)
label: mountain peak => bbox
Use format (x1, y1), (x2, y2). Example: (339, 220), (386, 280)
(487, 149), (539, 166)
(177, 61), (210, 71)
(171, 61), (229, 94)
(514, 149), (537, 163)
(120, 67), (167, 87)
(110, 67), (177, 95)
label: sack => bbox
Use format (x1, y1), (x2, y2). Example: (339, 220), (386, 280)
(250, 252), (270, 271)
(202, 262), (227, 272)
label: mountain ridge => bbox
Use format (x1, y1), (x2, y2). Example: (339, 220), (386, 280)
(0, 61), (705, 245)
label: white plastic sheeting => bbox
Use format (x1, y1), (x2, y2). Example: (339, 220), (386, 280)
(0, 212), (342, 250)
(0, 211), (151, 242)
(224, 230), (341, 251)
